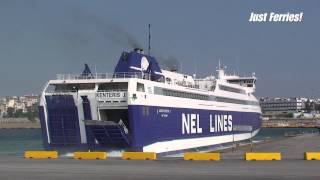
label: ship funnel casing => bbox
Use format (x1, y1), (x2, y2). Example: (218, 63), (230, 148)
(114, 51), (163, 81)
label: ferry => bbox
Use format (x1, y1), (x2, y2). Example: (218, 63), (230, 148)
(39, 48), (262, 154)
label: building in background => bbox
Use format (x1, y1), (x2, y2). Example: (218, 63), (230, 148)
(259, 97), (320, 119)
(260, 97), (305, 113)
(0, 95), (39, 119)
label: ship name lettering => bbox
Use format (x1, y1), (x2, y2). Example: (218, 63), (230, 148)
(96, 92), (122, 98)
(182, 113), (202, 134)
(210, 115), (232, 132)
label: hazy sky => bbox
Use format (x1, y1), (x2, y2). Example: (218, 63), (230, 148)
(0, 0), (319, 97)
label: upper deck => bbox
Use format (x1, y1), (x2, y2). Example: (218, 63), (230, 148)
(56, 72), (152, 81)
(43, 49), (259, 109)
(52, 72), (208, 91)
(49, 69), (257, 97)
(49, 48), (257, 94)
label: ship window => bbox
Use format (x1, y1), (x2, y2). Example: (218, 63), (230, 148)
(155, 87), (209, 100)
(52, 83), (95, 92)
(153, 87), (258, 106)
(219, 85), (245, 94)
(137, 83), (145, 92)
(215, 96), (259, 106)
(165, 77), (172, 84)
(78, 83), (95, 90)
(98, 82), (128, 91)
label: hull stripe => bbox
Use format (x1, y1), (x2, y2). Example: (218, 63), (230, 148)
(143, 129), (260, 153)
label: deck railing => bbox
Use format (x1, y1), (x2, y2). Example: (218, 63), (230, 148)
(55, 72), (206, 90)
(56, 72), (151, 80)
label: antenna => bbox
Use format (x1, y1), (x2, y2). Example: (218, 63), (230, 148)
(236, 55), (240, 75)
(193, 58), (197, 78)
(94, 64), (97, 78)
(148, 24), (151, 55)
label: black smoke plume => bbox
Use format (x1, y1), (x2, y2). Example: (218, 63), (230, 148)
(70, 9), (142, 49)
(156, 54), (181, 72)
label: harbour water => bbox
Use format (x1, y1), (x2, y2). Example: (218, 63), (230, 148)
(0, 128), (318, 156)
(0, 129), (43, 156)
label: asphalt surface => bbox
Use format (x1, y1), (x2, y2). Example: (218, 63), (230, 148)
(221, 133), (320, 160)
(0, 157), (319, 180)
(0, 133), (319, 180)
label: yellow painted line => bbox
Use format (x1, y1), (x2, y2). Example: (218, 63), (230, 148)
(24, 151), (58, 159)
(305, 152), (320, 160)
(184, 152), (220, 161)
(74, 152), (107, 160)
(245, 152), (281, 161)
(122, 152), (156, 160)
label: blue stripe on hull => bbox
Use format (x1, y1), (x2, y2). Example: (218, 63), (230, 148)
(156, 130), (260, 157)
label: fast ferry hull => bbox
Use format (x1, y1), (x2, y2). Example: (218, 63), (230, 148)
(39, 102), (261, 154)
(127, 105), (260, 153)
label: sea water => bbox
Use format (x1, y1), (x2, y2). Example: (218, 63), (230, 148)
(0, 129), (43, 156)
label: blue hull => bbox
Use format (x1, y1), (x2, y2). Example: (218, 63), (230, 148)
(39, 100), (261, 153)
(128, 105), (261, 151)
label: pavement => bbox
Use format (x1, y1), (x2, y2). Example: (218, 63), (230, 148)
(221, 133), (320, 160)
(0, 133), (319, 180)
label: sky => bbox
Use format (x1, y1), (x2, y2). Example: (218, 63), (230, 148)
(0, 0), (319, 97)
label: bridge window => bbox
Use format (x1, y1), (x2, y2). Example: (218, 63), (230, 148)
(137, 83), (145, 92)
(219, 85), (245, 94)
(154, 87), (208, 100)
(51, 83), (95, 92)
(98, 82), (128, 91)
(165, 77), (172, 84)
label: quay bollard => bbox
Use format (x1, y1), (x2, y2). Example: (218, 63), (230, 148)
(245, 152), (281, 161)
(184, 152), (220, 161)
(24, 151), (58, 159)
(73, 152), (107, 160)
(122, 152), (156, 160)
(305, 152), (320, 160)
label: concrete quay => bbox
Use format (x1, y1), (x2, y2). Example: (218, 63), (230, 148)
(221, 133), (320, 160)
(0, 133), (319, 180)
(0, 156), (319, 180)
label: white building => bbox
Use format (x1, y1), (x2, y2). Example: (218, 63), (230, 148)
(260, 97), (305, 113)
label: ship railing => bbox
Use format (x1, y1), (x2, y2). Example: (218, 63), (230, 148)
(118, 119), (129, 134)
(44, 90), (79, 97)
(97, 89), (128, 92)
(55, 73), (212, 91)
(45, 90), (78, 94)
(56, 72), (151, 80)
